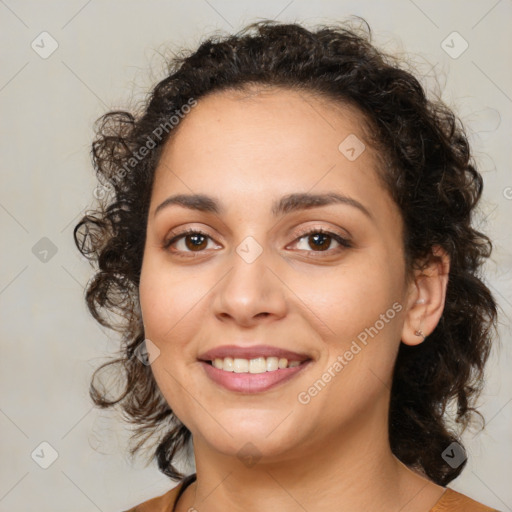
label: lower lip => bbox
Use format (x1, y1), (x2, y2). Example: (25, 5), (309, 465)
(199, 360), (312, 393)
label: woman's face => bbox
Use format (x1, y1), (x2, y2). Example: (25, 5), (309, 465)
(139, 87), (413, 462)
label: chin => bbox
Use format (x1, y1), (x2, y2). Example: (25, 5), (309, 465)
(196, 420), (304, 462)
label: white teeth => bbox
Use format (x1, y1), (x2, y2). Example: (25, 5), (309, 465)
(233, 358), (249, 373)
(223, 357), (234, 371)
(249, 357), (267, 374)
(211, 356), (305, 372)
(266, 357), (279, 371)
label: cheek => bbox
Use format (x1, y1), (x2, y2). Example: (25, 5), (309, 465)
(138, 264), (202, 421)
(139, 256), (204, 343)
(139, 263), (168, 340)
(300, 254), (404, 392)
(293, 255), (400, 340)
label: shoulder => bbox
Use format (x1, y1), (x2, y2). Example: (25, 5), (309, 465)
(121, 482), (183, 512)
(430, 487), (501, 512)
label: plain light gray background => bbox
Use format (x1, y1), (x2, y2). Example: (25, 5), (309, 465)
(1, 1), (511, 511)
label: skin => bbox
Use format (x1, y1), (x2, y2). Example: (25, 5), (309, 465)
(138, 86), (451, 512)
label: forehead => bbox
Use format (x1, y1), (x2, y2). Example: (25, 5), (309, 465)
(164, 86), (369, 158)
(151, 87), (392, 219)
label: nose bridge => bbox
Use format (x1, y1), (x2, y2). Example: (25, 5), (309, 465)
(214, 232), (286, 323)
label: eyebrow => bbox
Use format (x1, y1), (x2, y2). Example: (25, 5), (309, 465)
(154, 192), (373, 220)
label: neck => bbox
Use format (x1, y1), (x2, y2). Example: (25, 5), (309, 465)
(175, 400), (444, 512)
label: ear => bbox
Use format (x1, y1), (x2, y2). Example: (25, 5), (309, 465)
(401, 245), (450, 346)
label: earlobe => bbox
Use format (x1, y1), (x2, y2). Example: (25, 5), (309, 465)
(401, 245), (450, 347)
(413, 328), (426, 341)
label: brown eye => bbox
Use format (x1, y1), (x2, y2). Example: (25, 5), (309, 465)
(163, 227), (352, 257)
(306, 232), (331, 251)
(183, 233), (208, 251)
(293, 228), (352, 254)
(163, 229), (216, 253)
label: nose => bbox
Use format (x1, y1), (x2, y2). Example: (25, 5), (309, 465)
(212, 239), (288, 327)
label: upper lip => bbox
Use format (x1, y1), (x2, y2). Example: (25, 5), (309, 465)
(198, 344), (311, 362)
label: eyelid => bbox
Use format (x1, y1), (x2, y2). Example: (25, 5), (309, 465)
(291, 224), (351, 243)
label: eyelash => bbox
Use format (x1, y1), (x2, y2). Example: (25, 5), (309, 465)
(162, 227), (352, 257)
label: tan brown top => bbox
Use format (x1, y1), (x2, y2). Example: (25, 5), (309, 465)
(429, 488), (499, 511)
(123, 480), (501, 512)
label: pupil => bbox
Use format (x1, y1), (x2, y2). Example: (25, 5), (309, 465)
(187, 234), (206, 250)
(310, 233), (330, 251)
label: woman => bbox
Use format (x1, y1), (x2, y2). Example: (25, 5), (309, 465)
(74, 19), (500, 512)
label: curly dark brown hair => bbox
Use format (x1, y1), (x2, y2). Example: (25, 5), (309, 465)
(73, 18), (498, 486)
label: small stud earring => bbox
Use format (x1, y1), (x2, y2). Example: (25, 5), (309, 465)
(414, 329), (426, 340)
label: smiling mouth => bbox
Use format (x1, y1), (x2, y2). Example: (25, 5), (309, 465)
(200, 356), (313, 393)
